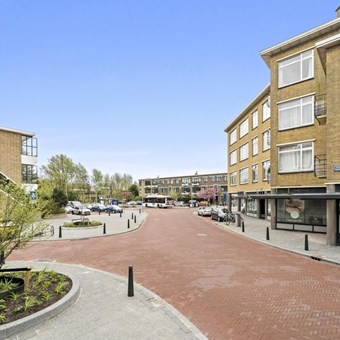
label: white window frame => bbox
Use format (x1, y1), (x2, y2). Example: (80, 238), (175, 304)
(230, 150), (237, 165)
(278, 95), (314, 131)
(262, 129), (270, 151)
(230, 172), (237, 186)
(252, 137), (258, 156)
(239, 143), (249, 161)
(239, 168), (249, 185)
(278, 142), (314, 173)
(278, 49), (314, 88)
(239, 118), (249, 138)
(230, 128), (237, 145)
(262, 98), (270, 121)
(262, 160), (270, 182)
(252, 110), (258, 129)
(252, 164), (258, 183)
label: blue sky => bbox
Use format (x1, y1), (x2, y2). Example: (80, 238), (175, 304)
(1, 1), (339, 182)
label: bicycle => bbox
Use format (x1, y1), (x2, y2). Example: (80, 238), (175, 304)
(224, 212), (236, 225)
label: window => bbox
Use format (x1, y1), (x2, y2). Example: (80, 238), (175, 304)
(252, 110), (258, 129)
(230, 172), (237, 186)
(262, 161), (270, 181)
(262, 98), (270, 121)
(252, 164), (258, 182)
(279, 49), (313, 87)
(239, 168), (248, 184)
(192, 177), (200, 184)
(230, 129), (237, 145)
(239, 118), (249, 138)
(278, 142), (313, 173)
(22, 136), (38, 157)
(278, 95), (314, 131)
(22, 164), (38, 184)
(262, 130), (270, 151)
(252, 137), (258, 156)
(239, 143), (249, 161)
(230, 150), (237, 165)
(182, 178), (190, 184)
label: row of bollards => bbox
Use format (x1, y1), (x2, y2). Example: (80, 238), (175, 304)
(57, 209), (142, 238)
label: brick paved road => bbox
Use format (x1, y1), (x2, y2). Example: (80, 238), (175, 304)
(9, 208), (340, 339)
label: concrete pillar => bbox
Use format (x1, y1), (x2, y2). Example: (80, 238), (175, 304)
(327, 184), (337, 246)
(270, 198), (277, 230)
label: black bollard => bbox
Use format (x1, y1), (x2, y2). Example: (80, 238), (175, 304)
(99, 210), (101, 215)
(120, 212), (122, 218)
(241, 221), (245, 233)
(127, 219), (130, 229)
(128, 265), (134, 297)
(108, 211), (111, 216)
(305, 234), (309, 251)
(134, 215), (136, 223)
(103, 223), (106, 234)
(0, 251), (4, 265)
(51, 226), (54, 236)
(266, 227), (270, 240)
(59, 225), (62, 238)
(131, 212), (134, 219)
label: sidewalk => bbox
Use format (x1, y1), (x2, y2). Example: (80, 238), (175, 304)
(216, 213), (340, 265)
(3, 261), (207, 340)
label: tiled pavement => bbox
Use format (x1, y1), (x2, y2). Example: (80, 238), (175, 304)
(3, 207), (340, 339)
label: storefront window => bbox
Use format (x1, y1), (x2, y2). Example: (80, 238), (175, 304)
(246, 198), (257, 215)
(277, 199), (326, 225)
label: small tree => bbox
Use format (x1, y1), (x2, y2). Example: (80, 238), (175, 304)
(0, 180), (49, 267)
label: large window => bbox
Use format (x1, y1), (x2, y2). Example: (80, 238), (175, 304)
(22, 136), (38, 157)
(239, 118), (249, 138)
(262, 130), (270, 151)
(278, 142), (313, 173)
(262, 161), (270, 181)
(230, 129), (237, 145)
(252, 110), (258, 129)
(252, 137), (258, 156)
(239, 143), (249, 161)
(22, 164), (38, 184)
(278, 95), (314, 131)
(239, 168), (248, 184)
(278, 49), (313, 87)
(252, 164), (258, 182)
(230, 172), (237, 186)
(277, 199), (326, 225)
(262, 98), (270, 121)
(230, 150), (237, 165)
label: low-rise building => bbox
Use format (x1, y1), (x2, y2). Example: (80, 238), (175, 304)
(0, 126), (38, 192)
(139, 172), (228, 204)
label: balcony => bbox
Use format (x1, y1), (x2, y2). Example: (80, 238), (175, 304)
(314, 155), (327, 178)
(314, 94), (327, 125)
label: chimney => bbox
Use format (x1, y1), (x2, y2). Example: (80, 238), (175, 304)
(336, 6), (340, 17)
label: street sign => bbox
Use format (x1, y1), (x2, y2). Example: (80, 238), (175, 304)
(30, 191), (36, 201)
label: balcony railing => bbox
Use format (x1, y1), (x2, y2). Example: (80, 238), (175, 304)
(314, 94), (327, 124)
(314, 155), (327, 178)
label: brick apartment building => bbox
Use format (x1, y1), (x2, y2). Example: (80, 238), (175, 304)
(139, 172), (228, 204)
(225, 8), (340, 245)
(0, 126), (38, 192)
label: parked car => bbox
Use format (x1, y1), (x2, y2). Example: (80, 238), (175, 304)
(64, 205), (74, 214)
(105, 205), (123, 214)
(72, 206), (91, 216)
(90, 204), (106, 213)
(197, 206), (212, 217)
(211, 207), (228, 222)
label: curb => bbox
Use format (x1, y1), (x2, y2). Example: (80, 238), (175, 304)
(0, 272), (80, 339)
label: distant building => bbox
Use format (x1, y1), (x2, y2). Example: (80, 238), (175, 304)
(0, 126), (38, 192)
(225, 7), (340, 245)
(139, 172), (228, 203)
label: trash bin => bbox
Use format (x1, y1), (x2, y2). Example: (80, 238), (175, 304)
(235, 213), (241, 227)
